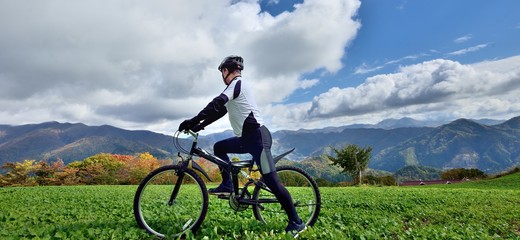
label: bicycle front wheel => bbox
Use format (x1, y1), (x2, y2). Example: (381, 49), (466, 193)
(133, 165), (208, 238)
(252, 166), (321, 227)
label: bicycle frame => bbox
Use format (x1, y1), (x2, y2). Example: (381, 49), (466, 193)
(175, 130), (294, 198)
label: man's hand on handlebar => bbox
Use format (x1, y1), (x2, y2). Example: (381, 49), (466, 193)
(178, 119), (195, 132)
(178, 119), (204, 133)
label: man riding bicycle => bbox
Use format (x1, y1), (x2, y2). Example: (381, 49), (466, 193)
(178, 55), (306, 236)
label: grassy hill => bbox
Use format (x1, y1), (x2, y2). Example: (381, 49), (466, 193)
(434, 170), (520, 190)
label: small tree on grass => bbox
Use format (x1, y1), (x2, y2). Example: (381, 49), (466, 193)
(326, 144), (372, 185)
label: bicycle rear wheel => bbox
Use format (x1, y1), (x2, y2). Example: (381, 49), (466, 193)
(252, 166), (321, 227)
(133, 165), (208, 238)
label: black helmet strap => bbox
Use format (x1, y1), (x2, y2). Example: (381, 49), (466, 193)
(223, 68), (232, 83)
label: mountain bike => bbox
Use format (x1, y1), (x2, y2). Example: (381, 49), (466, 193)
(133, 130), (321, 238)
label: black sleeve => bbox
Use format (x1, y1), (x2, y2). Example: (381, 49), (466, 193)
(191, 93), (229, 124)
(197, 107), (227, 130)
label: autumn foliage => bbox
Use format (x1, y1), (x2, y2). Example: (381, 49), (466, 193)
(440, 168), (487, 180)
(0, 153), (163, 187)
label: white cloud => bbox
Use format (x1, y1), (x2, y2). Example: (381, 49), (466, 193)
(448, 44), (488, 55)
(354, 54), (427, 75)
(241, 0), (361, 76)
(299, 79), (319, 89)
(268, 56), (520, 130)
(384, 54), (425, 65)
(0, 0), (361, 133)
(454, 34), (472, 43)
(354, 63), (384, 75)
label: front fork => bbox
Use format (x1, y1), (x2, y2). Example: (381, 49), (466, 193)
(168, 154), (189, 205)
(168, 170), (185, 205)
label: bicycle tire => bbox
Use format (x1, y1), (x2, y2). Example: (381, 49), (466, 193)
(252, 165), (321, 227)
(134, 165), (208, 238)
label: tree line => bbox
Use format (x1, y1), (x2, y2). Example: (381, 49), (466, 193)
(0, 153), (163, 187)
(0, 144), (491, 187)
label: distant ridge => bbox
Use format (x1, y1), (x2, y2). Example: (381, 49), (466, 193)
(291, 117), (504, 132)
(372, 117), (520, 173)
(0, 122), (173, 166)
(1, 116), (518, 173)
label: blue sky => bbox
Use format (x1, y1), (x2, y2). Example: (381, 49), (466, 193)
(273, 0), (520, 103)
(1, 0), (520, 134)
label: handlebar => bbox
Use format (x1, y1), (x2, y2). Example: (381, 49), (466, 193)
(185, 129), (199, 139)
(173, 130), (199, 154)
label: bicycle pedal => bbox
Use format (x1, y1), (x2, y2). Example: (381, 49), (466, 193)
(210, 192), (231, 198)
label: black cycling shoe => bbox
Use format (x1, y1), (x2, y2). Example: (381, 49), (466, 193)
(208, 184), (233, 196)
(285, 218), (306, 238)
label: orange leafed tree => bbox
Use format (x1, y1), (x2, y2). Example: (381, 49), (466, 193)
(0, 152), (162, 186)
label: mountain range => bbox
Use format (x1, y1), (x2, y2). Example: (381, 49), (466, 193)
(0, 122), (173, 167)
(0, 117), (518, 173)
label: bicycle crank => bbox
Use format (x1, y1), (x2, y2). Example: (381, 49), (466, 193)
(229, 190), (251, 212)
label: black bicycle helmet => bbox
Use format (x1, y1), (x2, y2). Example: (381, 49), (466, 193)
(218, 55), (244, 71)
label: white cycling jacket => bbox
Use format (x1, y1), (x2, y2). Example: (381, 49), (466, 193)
(191, 76), (263, 137)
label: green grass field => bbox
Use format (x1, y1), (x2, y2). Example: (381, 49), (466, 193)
(1, 173), (519, 239)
